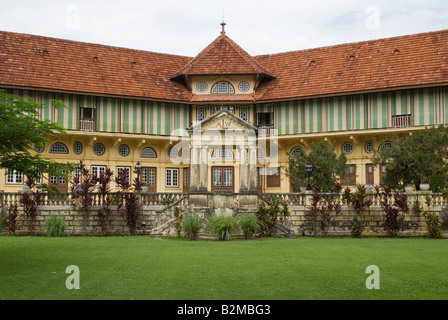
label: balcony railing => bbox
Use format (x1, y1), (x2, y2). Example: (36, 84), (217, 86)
(392, 114), (411, 128)
(80, 119), (96, 132)
(258, 125), (277, 136)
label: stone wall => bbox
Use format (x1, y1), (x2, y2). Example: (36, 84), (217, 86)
(1, 192), (447, 237)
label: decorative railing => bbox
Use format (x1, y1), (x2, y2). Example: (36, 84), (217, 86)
(1, 191), (447, 209)
(257, 126), (277, 137)
(0, 192), (189, 208)
(79, 119), (96, 132)
(259, 192), (448, 208)
(392, 114), (411, 128)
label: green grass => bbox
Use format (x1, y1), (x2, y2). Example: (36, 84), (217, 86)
(0, 236), (447, 300)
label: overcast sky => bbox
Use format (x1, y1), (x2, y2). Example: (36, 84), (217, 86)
(1, 0), (448, 57)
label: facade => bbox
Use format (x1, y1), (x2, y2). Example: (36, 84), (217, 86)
(1, 24), (448, 195)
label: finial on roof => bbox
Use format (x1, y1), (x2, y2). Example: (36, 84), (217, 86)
(221, 21), (226, 35)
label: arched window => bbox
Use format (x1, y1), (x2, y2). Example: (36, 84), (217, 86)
(141, 147), (157, 158)
(49, 142), (69, 154)
(290, 146), (304, 156)
(211, 149), (234, 159)
(211, 81), (235, 94)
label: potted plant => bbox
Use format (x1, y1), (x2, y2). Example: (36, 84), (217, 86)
(141, 182), (149, 193)
(405, 184), (414, 193)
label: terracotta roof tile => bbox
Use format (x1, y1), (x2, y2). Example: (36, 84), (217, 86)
(0, 31), (193, 102)
(254, 29), (448, 101)
(1, 29), (448, 103)
(172, 33), (274, 79)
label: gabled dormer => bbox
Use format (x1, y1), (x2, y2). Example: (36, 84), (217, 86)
(171, 23), (275, 102)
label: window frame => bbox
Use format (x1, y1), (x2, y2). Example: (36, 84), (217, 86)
(6, 169), (23, 184)
(166, 168), (179, 188)
(211, 81), (235, 94)
(49, 142), (69, 154)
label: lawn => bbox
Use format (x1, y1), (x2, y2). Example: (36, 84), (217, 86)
(0, 236), (447, 300)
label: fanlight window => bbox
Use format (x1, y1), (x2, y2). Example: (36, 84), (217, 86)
(290, 146), (304, 156)
(49, 142), (69, 154)
(141, 147), (157, 158)
(211, 81), (235, 94)
(211, 149), (234, 159)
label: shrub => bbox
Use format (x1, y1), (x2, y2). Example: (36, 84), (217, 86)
(44, 215), (66, 237)
(423, 212), (442, 239)
(173, 206), (183, 238)
(238, 213), (258, 239)
(208, 215), (238, 241)
(5, 204), (18, 235)
(0, 215), (5, 232)
(182, 214), (203, 240)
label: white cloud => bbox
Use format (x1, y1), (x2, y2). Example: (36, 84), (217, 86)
(0, 0), (447, 56)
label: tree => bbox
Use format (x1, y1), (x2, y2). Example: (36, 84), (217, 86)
(287, 140), (349, 192)
(0, 90), (70, 185)
(373, 125), (448, 191)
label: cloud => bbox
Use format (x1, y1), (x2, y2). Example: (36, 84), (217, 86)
(0, 0), (447, 56)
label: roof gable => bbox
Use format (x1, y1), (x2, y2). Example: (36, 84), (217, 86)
(172, 32), (274, 79)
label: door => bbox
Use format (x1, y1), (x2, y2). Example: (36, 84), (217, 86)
(212, 167), (234, 192)
(366, 164), (374, 185)
(142, 167), (157, 193)
(49, 169), (68, 194)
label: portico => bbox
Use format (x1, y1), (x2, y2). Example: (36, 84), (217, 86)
(187, 110), (258, 194)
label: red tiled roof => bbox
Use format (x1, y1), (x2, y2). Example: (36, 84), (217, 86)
(172, 32), (274, 79)
(0, 31), (193, 102)
(1, 29), (448, 103)
(254, 29), (448, 101)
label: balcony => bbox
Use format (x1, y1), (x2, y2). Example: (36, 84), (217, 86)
(80, 118), (96, 132)
(257, 125), (277, 137)
(392, 114), (411, 128)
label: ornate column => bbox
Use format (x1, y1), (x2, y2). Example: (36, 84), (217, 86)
(239, 145), (248, 192)
(199, 145), (208, 191)
(189, 145), (198, 190)
(248, 145), (257, 191)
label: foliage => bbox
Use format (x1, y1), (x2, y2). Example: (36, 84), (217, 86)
(238, 213), (259, 239)
(116, 167), (141, 235)
(97, 167), (114, 236)
(0, 90), (71, 187)
(287, 140), (349, 192)
(255, 197), (288, 237)
(20, 176), (44, 234)
(0, 215), (5, 232)
(173, 206), (184, 238)
(375, 186), (409, 237)
(182, 214), (203, 240)
(43, 215), (66, 237)
(373, 125), (448, 191)
(207, 215), (238, 241)
(342, 184), (372, 238)
(70, 161), (95, 235)
(350, 217), (363, 238)
(309, 185), (342, 237)
(423, 212), (442, 239)
(5, 204), (18, 235)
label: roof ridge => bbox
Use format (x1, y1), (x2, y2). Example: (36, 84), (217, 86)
(254, 28), (448, 58)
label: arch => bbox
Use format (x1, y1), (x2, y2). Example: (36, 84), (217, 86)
(211, 148), (234, 159)
(290, 146), (304, 156)
(49, 142), (69, 154)
(141, 147), (157, 158)
(211, 81), (235, 94)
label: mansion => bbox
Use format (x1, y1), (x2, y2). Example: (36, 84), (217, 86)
(1, 24), (448, 195)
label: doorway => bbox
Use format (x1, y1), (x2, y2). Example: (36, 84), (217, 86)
(212, 166), (234, 192)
